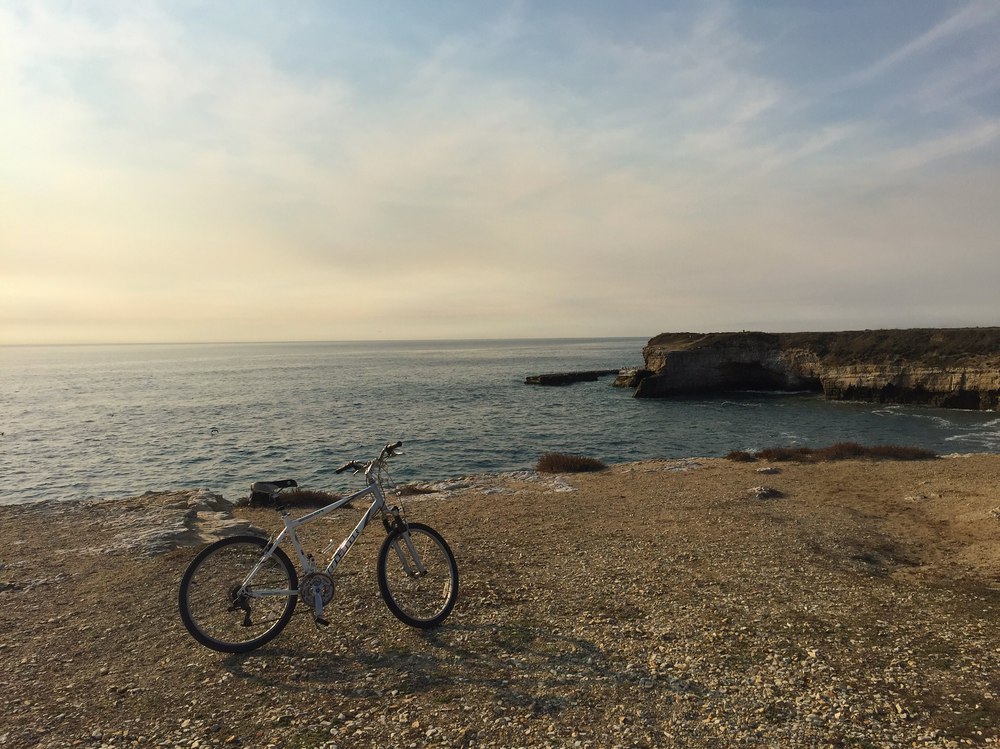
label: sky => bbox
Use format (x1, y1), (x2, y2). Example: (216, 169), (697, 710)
(2, 1), (999, 344)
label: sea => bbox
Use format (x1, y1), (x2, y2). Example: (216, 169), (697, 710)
(2, 338), (999, 506)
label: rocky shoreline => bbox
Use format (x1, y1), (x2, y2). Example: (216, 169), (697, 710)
(633, 328), (1000, 410)
(2, 456), (999, 748)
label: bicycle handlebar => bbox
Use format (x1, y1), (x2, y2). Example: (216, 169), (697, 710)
(334, 441), (404, 474)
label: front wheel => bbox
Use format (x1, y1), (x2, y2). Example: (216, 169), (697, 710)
(178, 535), (298, 653)
(377, 522), (458, 628)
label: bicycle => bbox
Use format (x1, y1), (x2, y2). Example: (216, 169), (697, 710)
(178, 441), (459, 653)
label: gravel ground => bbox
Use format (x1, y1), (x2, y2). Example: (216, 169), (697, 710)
(1, 455), (999, 748)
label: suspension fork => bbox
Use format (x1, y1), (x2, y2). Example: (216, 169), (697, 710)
(382, 507), (427, 577)
(381, 505), (406, 535)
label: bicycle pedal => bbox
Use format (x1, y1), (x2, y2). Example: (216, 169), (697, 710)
(314, 617), (329, 627)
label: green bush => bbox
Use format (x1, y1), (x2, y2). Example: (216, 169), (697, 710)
(536, 453), (607, 473)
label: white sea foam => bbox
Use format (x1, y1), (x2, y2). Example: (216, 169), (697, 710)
(945, 431), (1000, 450)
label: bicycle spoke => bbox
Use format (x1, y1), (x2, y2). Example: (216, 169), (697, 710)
(179, 537), (297, 653)
(378, 523), (458, 628)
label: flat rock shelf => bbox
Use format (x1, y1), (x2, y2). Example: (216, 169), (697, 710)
(525, 369), (618, 385)
(1, 456), (999, 748)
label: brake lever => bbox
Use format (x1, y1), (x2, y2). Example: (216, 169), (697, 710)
(335, 460), (365, 475)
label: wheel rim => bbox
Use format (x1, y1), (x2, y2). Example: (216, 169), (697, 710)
(183, 541), (294, 650)
(382, 528), (456, 622)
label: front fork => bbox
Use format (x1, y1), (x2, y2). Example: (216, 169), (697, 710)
(382, 507), (427, 578)
(382, 505), (407, 535)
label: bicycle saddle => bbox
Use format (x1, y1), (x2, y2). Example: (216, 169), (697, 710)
(251, 479), (298, 493)
(248, 479), (298, 507)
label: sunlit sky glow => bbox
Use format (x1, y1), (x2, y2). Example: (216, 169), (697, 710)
(2, 1), (999, 344)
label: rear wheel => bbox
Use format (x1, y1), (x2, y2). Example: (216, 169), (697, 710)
(178, 535), (298, 653)
(377, 522), (458, 628)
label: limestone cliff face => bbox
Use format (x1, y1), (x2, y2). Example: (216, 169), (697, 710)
(634, 329), (1000, 410)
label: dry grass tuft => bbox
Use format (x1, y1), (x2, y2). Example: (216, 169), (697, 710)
(280, 489), (344, 507)
(728, 442), (937, 463)
(536, 453), (607, 473)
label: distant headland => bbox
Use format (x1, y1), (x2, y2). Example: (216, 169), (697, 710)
(627, 328), (1000, 410)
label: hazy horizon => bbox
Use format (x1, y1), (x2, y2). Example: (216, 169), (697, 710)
(0, 334), (651, 348)
(5, 325), (1000, 350)
(3, 2), (999, 345)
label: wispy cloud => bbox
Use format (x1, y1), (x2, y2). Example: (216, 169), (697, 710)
(2, 1), (998, 343)
(845, 3), (1000, 87)
(885, 118), (1000, 171)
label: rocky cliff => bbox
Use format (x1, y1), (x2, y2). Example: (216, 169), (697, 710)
(634, 328), (1000, 410)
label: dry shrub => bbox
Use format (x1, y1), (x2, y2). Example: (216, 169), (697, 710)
(726, 450), (757, 462)
(281, 489), (343, 507)
(814, 442), (867, 460)
(863, 444), (939, 461)
(736, 442), (937, 463)
(757, 446), (814, 462)
(536, 453), (607, 473)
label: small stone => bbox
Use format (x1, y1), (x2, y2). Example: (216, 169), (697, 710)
(748, 486), (783, 500)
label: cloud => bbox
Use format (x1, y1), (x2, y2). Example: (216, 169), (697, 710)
(884, 118), (1000, 171)
(2, 2), (999, 343)
(846, 3), (1000, 86)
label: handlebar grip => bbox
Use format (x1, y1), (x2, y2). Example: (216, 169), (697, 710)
(335, 462), (357, 474)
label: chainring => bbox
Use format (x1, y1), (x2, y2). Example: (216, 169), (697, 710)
(298, 572), (335, 608)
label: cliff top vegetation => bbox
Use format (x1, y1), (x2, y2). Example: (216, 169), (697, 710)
(645, 327), (1000, 365)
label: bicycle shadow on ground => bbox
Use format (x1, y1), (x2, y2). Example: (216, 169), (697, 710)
(219, 614), (700, 713)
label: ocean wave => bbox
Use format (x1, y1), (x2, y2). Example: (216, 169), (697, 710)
(944, 431), (1000, 449)
(872, 408), (958, 429)
(720, 400), (764, 408)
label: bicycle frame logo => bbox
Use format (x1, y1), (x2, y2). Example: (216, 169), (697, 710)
(332, 512), (370, 567)
(276, 482), (386, 577)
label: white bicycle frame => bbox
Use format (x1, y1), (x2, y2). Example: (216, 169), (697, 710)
(239, 475), (427, 602)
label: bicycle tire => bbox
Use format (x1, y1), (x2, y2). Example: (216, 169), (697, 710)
(178, 535), (298, 653)
(377, 522), (458, 628)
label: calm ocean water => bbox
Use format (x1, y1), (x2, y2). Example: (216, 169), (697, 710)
(2, 338), (998, 505)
